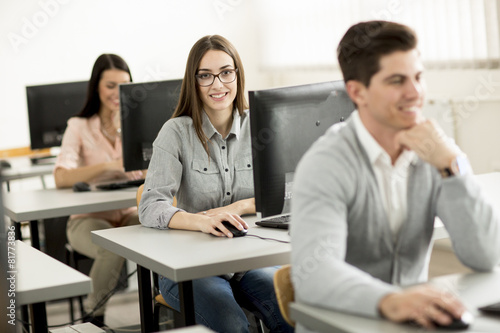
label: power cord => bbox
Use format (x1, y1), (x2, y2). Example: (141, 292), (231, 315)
(245, 234), (290, 243)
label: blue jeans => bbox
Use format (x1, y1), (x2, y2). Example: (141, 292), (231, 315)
(159, 266), (294, 333)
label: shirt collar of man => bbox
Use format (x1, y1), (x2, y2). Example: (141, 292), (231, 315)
(352, 110), (417, 169)
(201, 109), (242, 140)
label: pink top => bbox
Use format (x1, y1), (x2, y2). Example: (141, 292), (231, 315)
(54, 114), (137, 226)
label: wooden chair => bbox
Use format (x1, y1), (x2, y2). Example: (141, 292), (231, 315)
(273, 264), (295, 327)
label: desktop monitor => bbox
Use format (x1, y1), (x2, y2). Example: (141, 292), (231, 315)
(26, 81), (88, 150)
(249, 80), (355, 218)
(120, 79), (183, 172)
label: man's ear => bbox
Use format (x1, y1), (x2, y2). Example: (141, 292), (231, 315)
(345, 80), (366, 108)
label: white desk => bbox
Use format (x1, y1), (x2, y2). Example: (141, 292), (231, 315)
(290, 270), (500, 333)
(2, 163), (54, 182)
(91, 216), (291, 333)
(3, 187), (137, 249)
(16, 240), (92, 333)
(1, 161), (54, 191)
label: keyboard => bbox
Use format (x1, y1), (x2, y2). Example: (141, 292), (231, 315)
(95, 178), (145, 190)
(255, 214), (291, 229)
(479, 301), (500, 314)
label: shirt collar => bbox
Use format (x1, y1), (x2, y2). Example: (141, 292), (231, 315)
(201, 109), (241, 140)
(352, 110), (418, 167)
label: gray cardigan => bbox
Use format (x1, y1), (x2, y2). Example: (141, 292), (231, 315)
(290, 117), (500, 324)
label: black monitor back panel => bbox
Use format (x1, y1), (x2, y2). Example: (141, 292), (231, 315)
(249, 80), (355, 218)
(26, 81), (88, 150)
(120, 79), (183, 171)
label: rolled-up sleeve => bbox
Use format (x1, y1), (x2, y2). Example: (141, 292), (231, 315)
(139, 121), (184, 229)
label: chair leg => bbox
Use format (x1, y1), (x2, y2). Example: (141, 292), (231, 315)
(68, 298), (75, 324)
(65, 245), (77, 324)
(254, 315), (265, 333)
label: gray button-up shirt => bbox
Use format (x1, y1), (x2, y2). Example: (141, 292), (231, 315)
(139, 109), (254, 229)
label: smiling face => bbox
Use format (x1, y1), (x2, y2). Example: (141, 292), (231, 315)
(98, 68), (131, 115)
(349, 49), (426, 137)
(196, 50), (237, 117)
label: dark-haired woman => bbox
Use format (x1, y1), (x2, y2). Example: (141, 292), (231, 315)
(139, 36), (292, 333)
(54, 54), (143, 326)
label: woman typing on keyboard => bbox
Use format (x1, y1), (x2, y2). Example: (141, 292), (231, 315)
(53, 54), (143, 327)
(139, 35), (292, 333)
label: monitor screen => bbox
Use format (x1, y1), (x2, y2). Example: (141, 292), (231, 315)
(26, 81), (88, 150)
(120, 79), (183, 172)
(249, 80), (355, 218)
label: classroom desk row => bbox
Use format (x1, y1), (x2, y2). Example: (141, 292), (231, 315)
(16, 240), (92, 333)
(1, 159), (54, 191)
(3, 172), (500, 332)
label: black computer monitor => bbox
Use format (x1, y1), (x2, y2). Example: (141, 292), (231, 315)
(120, 79), (183, 172)
(249, 80), (355, 218)
(26, 81), (88, 150)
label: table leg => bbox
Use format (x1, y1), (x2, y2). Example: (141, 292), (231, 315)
(137, 265), (154, 333)
(21, 305), (30, 333)
(29, 220), (40, 250)
(29, 302), (48, 333)
(178, 281), (195, 326)
(14, 221), (22, 241)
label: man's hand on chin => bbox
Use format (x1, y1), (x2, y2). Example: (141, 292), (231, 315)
(396, 119), (461, 169)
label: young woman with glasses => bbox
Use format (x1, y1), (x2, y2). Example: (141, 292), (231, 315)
(139, 35), (293, 333)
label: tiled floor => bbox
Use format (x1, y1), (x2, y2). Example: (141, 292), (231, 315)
(39, 240), (471, 333)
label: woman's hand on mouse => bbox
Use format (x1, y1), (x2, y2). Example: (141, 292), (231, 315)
(197, 212), (248, 238)
(169, 209), (249, 237)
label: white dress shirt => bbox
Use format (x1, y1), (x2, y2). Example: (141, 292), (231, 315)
(352, 111), (417, 240)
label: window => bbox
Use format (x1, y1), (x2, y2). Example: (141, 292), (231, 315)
(256, 0), (500, 69)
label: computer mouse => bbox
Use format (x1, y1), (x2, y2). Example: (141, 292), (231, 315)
(216, 221), (247, 237)
(72, 181), (91, 192)
(433, 310), (473, 330)
(406, 310), (473, 330)
(0, 160), (11, 169)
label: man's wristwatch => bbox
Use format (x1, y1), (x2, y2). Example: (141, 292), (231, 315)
(439, 155), (471, 178)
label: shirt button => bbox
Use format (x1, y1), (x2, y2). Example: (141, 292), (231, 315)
(225, 168), (229, 172)
(247, 164), (251, 168)
(203, 168), (207, 171)
(226, 192), (231, 196)
(222, 146), (226, 149)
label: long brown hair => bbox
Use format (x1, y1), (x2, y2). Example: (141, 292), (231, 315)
(172, 35), (248, 154)
(77, 54), (132, 118)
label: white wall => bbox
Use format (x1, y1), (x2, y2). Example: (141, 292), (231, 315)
(0, 0), (265, 151)
(2, 0), (500, 174)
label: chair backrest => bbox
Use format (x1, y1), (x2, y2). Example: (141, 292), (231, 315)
(136, 184), (144, 207)
(273, 264), (295, 327)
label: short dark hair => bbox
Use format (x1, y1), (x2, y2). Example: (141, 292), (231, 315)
(78, 54), (132, 118)
(337, 21), (417, 87)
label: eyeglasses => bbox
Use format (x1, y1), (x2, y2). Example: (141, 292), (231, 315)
(195, 68), (238, 87)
